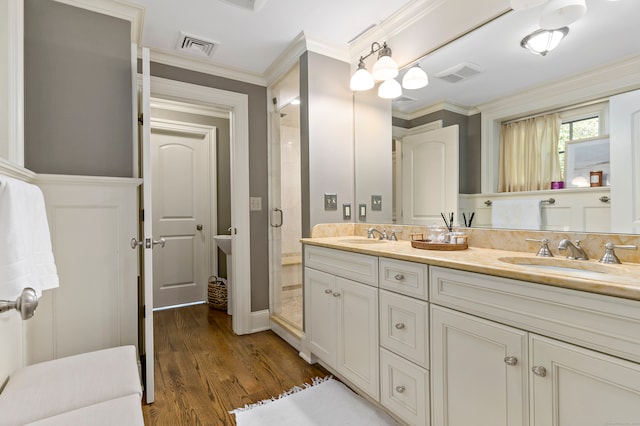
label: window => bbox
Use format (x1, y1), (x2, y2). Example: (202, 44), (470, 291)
(558, 116), (600, 175)
(557, 102), (607, 176)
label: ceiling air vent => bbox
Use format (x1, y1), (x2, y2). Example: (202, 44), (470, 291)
(176, 32), (219, 58)
(436, 62), (483, 83)
(392, 95), (416, 104)
(217, 0), (268, 11)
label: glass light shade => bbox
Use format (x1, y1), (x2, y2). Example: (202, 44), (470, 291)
(402, 65), (429, 90)
(350, 67), (375, 91)
(521, 27), (568, 56)
(377, 78), (402, 99)
(540, 0), (586, 29)
(372, 55), (399, 81)
(510, 0), (549, 10)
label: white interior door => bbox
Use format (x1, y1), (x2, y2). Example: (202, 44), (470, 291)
(610, 89), (640, 233)
(150, 122), (213, 309)
(402, 125), (459, 226)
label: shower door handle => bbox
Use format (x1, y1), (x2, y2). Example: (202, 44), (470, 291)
(271, 208), (283, 228)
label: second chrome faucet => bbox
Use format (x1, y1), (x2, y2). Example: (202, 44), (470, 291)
(558, 239), (589, 260)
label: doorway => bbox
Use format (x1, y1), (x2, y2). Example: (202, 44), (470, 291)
(149, 113), (218, 309)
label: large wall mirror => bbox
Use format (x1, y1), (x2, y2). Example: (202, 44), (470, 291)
(355, 0), (640, 234)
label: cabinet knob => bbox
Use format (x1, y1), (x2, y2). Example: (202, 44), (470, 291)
(395, 385), (406, 393)
(504, 356), (518, 366)
(332, 292), (341, 297)
(394, 274), (405, 281)
(531, 366), (547, 377)
(395, 323), (406, 330)
(324, 289), (333, 294)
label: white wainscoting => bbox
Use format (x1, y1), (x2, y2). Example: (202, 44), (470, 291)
(460, 187), (611, 232)
(26, 175), (141, 364)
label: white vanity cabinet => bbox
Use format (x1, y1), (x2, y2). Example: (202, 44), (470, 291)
(304, 246), (379, 400)
(430, 266), (640, 426)
(378, 258), (430, 426)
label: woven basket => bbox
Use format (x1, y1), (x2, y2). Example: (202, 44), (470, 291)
(208, 277), (227, 310)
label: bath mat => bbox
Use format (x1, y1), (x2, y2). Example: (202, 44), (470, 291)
(231, 376), (397, 425)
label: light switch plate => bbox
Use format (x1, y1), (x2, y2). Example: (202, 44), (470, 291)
(343, 203), (351, 219)
(371, 195), (382, 211)
(359, 203), (366, 220)
(250, 197), (262, 211)
(324, 193), (337, 210)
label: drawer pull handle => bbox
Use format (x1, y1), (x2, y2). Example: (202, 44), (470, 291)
(324, 289), (333, 294)
(532, 366), (547, 377)
(333, 292), (341, 297)
(395, 323), (406, 330)
(504, 356), (518, 366)
(395, 385), (406, 393)
(394, 274), (405, 281)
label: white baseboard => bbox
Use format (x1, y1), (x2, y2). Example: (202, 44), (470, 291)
(270, 320), (301, 352)
(249, 309), (270, 333)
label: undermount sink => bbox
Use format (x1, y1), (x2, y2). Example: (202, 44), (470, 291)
(339, 238), (388, 245)
(214, 235), (232, 255)
(497, 256), (618, 278)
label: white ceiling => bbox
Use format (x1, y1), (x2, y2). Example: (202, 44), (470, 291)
(129, 0), (639, 114)
(129, 0), (414, 75)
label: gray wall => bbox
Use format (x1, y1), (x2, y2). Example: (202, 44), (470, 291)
(300, 52), (354, 236)
(149, 62), (269, 312)
(24, 0), (132, 177)
(393, 110), (482, 194)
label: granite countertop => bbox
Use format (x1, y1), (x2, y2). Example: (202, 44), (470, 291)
(301, 236), (640, 301)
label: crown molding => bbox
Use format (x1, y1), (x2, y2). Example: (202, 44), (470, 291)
(53, 0), (144, 44)
(147, 48), (266, 86)
(393, 101), (477, 121)
(349, 0), (447, 64)
(263, 32), (350, 87)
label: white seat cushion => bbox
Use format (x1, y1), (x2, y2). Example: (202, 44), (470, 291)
(24, 394), (144, 426)
(0, 346), (142, 425)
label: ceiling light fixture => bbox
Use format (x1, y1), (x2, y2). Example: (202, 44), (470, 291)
(520, 27), (569, 56)
(350, 41), (429, 99)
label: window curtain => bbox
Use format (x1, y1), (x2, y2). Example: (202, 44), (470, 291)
(498, 113), (563, 192)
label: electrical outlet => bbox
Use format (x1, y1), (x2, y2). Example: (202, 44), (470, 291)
(250, 197), (262, 211)
(324, 193), (337, 210)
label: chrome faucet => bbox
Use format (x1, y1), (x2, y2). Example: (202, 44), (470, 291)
(367, 227), (387, 240)
(558, 239), (588, 260)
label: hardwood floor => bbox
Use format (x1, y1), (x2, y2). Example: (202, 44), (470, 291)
(142, 304), (328, 425)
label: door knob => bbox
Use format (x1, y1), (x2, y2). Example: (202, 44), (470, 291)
(152, 237), (166, 248)
(196, 224), (203, 231)
(130, 238), (143, 249)
(531, 366), (547, 377)
(504, 356), (518, 366)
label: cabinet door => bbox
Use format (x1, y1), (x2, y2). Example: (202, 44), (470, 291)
(431, 306), (529, 426)
(335, 276), (379, 400)
(530, 334), (640, 426)
(304, 267), (336, 367)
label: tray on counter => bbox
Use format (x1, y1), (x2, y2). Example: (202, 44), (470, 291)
(410, 234), (468, 251)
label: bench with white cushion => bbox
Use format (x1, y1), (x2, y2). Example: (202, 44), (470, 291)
(0, 346), (143, 426)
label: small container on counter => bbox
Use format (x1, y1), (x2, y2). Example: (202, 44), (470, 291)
(449, 232), (468, 245)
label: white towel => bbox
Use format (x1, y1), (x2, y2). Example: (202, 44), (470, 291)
(491, 199), (542, 231)
(0, 176), (59, 300)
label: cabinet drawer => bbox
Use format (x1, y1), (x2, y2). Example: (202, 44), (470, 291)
(380, 290), (429, 368)
(430, 266), (640, 364)
(304, 245), (378, 286)
(379, 258), (428, 300)
(380, 347), (430, 426)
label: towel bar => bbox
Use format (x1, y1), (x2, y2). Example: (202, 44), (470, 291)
(484, 198), (555, 206)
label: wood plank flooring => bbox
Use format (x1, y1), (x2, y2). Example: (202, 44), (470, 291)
(142, 304), (328, 425)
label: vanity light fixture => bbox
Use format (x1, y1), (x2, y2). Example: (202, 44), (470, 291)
(520, 27), (569, 56)
(401, 63), (429, 90)
(350, 42), (398, 92)
(350, 41), (429, 99)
